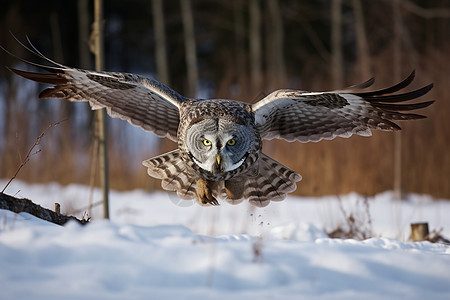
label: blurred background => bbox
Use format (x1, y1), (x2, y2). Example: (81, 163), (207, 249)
(0, 0), (448, 198)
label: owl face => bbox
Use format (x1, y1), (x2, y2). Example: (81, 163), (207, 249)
(185, 118), (254, 174)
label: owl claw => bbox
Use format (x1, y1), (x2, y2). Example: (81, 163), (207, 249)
(196, 178), (220, 206)
(205, 196), (220, 206)
(199, 193), (220, 206)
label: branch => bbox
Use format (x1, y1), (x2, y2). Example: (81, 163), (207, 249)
(1, 120), (66, 194)
(401, 0), (450, 19)
(0, 193), (87, 226)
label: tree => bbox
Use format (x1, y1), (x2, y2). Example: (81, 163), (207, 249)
(152, 0), (170, 85)
(180, 0), (198, 97)
(352, 0), (371, 79)
(331, 0), (343, 88)
(249, 0), (263, 94)
(266, 0), (287, 89)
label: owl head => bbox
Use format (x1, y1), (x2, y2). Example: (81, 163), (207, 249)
(185, 117), (255, 175)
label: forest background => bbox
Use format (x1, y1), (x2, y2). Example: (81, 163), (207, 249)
(0, 0), (449, 198)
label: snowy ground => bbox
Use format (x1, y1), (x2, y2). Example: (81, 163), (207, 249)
(1, 179), (450, 299)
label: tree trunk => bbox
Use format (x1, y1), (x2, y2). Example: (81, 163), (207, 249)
(331, 0), (343, 88)
(93, 0), (109, 219)
(233, 1), (247, 99)
(352, 0), (371, 79)
(50, 10), (75, 183)
(78, 0), (91, 69)
(393, 0), (403, 202)
(266, 0), (287, 89)
(249, 0), (263, 95)
(180, 0), (198, 97)
(152, 0), (170, 85)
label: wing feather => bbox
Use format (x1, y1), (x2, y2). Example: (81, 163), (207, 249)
(253, 72), (434, 143)
(5, 37), (187, 141)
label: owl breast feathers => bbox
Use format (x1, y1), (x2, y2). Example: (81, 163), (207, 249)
(3, 37), (434, 207)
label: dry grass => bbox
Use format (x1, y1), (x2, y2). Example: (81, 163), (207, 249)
(326, 196), (374, 240)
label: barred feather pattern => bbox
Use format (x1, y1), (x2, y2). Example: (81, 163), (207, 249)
(143, 151), (301, 207)
(143, 150), (198, 200)
(253, 71), (434, 143)
(8, 67), (184, 141)
(222, 154), (302, 207)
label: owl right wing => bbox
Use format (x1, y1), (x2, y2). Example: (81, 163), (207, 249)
(252, 71), (434, 143)
(4, 37), (186, 141)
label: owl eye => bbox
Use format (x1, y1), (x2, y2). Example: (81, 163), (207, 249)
(203, 139), (212, 146)
(227, 139), (236, 146)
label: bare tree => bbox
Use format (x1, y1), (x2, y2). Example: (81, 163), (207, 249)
(249, 0), (263, 94)
(352, 0), (371, 79)
(331, 0), (343, 88)
(92, 0), (109, 219)
(78, 0), (91, 69)
(180, 0), (198, 97)
(266, 0), (287, 89)
(393, 0), (403, 202)
(152, 0), (170, 85)
(233, 1), (247, 98)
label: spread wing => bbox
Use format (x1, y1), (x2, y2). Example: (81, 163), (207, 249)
(3, 37), (187, 141)
(252, 71), (434, 142)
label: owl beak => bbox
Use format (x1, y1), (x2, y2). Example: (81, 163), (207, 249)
(216, 155), (221, 166)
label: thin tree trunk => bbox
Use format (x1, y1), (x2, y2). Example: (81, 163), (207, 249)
(331, 0), (343, 88)
(233, 1), (246, 98)
(78, 0), (91, 69)
(152, 0), (170, 85)
(266, 0), (287, 89)
(352, 0), (371, 79)
(78, 0), (97, 215)
(93, 0), (109, 219)
(249, 0), (263, 94)
(393, 0), (403, 202)
(180, 0), (198, 97)
(50, 10), (73, 182)
(78, 0), (94, 144)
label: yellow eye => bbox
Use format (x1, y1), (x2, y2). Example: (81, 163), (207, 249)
(227, 139), (236, 146)
(203, 139), (212, 146)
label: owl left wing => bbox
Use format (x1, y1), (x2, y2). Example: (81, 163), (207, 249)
(252, 71), (434, 142)
(3, 37), (186, 141)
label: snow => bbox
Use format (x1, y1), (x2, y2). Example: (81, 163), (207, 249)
(1, 180), (450, 299)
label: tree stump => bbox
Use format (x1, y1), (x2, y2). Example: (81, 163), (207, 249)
(411, 222), (429, 241)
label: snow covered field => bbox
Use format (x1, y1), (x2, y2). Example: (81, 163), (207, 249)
(1, 180), (450, 299)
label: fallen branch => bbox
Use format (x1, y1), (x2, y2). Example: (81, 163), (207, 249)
(0, 192), (87, 226)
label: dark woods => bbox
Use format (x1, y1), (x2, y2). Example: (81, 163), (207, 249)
(0, 0), (449, 197)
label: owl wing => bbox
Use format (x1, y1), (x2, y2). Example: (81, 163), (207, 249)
(252, 71), (434, 142)
(3, 37), (186, 141)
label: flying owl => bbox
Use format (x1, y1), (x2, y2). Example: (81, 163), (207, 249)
(4, 38), (434, 207)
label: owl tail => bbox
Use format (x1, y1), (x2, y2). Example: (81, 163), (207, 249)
(143, 150), (302, 208)
(142, 149), (198, 201)
(224, 153), (302, 207)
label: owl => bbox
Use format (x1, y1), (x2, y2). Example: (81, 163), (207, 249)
(4, 38), (434, 207)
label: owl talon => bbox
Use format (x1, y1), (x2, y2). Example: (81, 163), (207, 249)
(199, 194), (220, 206)
(196, 178), (220, 206)
(203, 196), (220, 206)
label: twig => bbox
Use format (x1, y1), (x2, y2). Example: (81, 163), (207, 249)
(1, 120), (66, 194)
